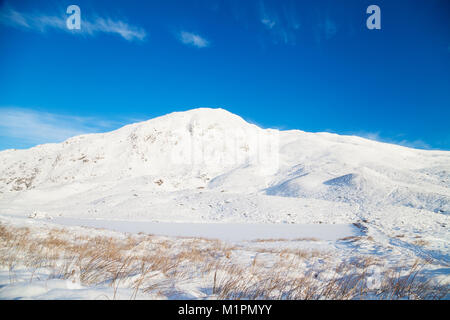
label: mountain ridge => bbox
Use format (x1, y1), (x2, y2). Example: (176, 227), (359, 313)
(0, 108), (449, 220)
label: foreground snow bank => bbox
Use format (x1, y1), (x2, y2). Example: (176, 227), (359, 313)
(0, 277), (148, 300)
(0, 216), (448, 300)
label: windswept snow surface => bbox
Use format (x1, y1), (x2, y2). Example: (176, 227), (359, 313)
(0, 108), (449, 299)
(50, 217), (360, 241)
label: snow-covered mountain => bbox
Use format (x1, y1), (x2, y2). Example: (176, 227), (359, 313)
(0, 108), (449, 223)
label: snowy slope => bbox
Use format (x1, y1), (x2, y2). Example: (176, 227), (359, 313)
(0, 107), (448, 220)
(1, 108), (448, 300)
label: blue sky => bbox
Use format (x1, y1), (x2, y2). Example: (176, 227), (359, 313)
(0, 0), (449, 150)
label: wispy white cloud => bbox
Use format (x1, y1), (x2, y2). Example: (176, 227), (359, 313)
(258, 1), (299, 45)
(82, 18), (146, 41)
(261, 18), (276, 29)
(0, 107), (124, 147)
(0, 6), (29, 27)
(353, 131), (432, 150)
(179, 31), (209, 48)
(0, 5), (146, 42)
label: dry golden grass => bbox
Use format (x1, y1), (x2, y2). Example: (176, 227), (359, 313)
(251, 237), (320, 243)
(0, 222), (448, 300)
(339, 236), (363, 242)
(412, 239), (430, 247)
(293, 237), (320, 242)
(252, 238), (288, 243)
(213, 258), (448, 300)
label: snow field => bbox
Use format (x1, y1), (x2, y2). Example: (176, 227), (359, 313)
(0, 217), (448, 300)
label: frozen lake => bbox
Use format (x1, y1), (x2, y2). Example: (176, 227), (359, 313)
(51, 217), (360, 241)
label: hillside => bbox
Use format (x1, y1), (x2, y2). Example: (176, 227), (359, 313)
(0, 108), (448, 222)
(1, 108), (449, 296)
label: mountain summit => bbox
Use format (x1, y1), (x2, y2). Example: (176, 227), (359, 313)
(0, 108), (449, 222)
